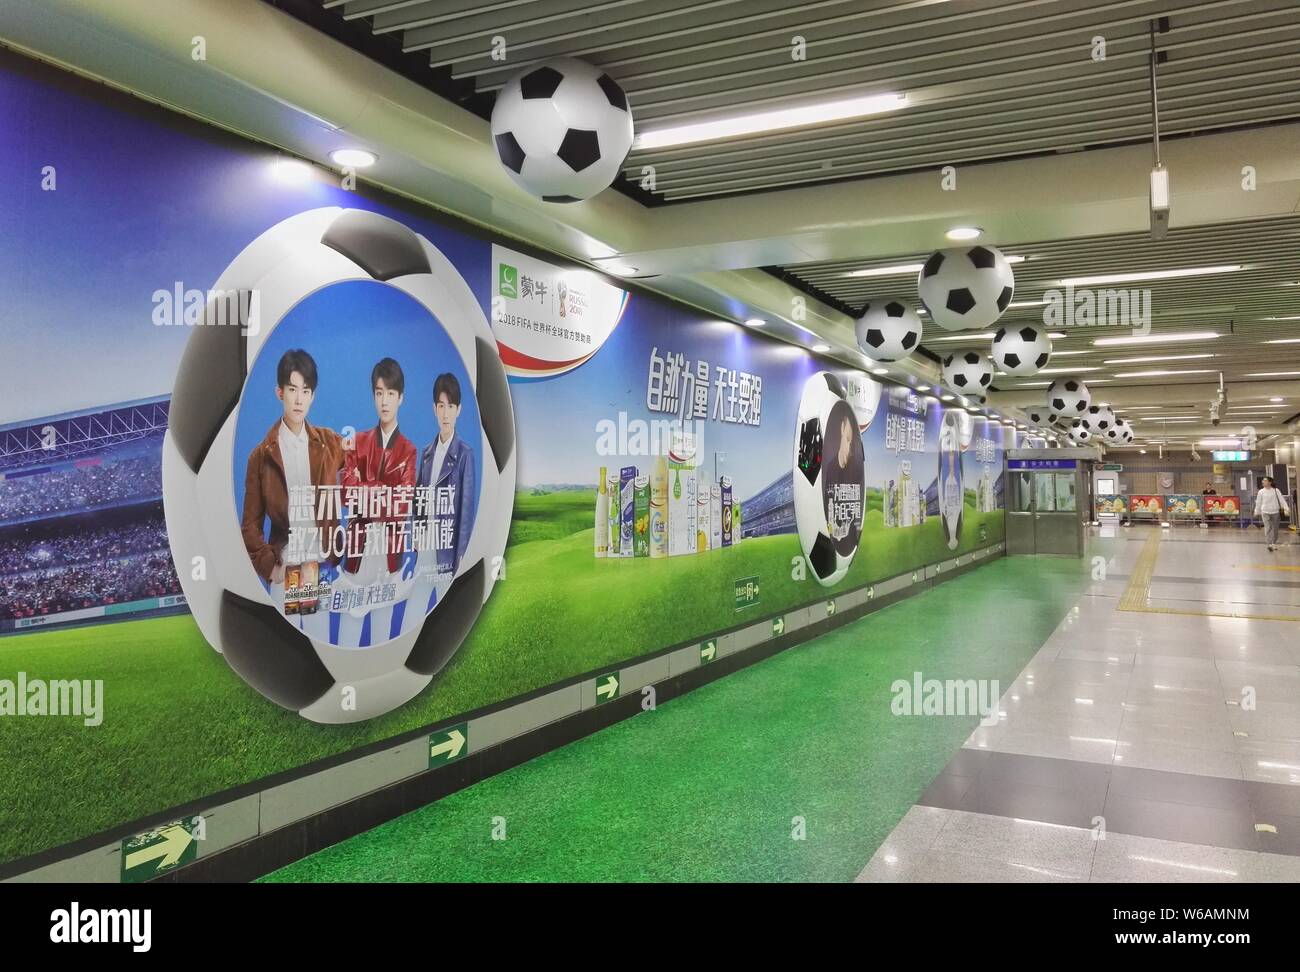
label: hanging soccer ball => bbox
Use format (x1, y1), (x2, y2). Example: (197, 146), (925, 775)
(793, 372), (865, 587)
(991, 324), (1052, 376)
(917, 245), (1015, 331)
(1116, 419), (1136, 444)
(854, 299), (923, 363)
(1068, 421), (1093, 444)
(490, 57), (634, 203)
(942, 350), (994, 396)
(1080, 403), (1116, 435)
(1046, 376), (1091, 418)
(1024, 407), (1054, 427)
(163, 208), (517, 723)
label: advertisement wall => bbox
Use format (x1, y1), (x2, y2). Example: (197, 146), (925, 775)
(0, 51), (1006, 867)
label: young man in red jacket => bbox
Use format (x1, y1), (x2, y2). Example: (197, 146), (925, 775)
(336, 357), (417, 647)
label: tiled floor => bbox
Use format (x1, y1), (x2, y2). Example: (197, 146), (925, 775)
(859, 524), (1300, 882)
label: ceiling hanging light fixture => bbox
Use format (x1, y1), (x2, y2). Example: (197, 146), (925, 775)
(1148, 17), (1171, 240)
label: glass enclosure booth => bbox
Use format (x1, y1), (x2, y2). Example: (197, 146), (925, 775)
(1005, 448), (1101, 557)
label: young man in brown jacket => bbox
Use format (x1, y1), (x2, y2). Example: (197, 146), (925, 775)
(240, 348), (345, 641)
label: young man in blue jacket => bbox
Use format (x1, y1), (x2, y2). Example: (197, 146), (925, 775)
(404, 372), (477, 619)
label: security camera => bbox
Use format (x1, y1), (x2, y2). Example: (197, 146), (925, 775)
(1209, 401), (1221, 426)
(1190, 447), (1202, 462)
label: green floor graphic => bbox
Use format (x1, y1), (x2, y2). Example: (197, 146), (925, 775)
(0, 490), (1004, 866)
(262, 555), (1096, 883)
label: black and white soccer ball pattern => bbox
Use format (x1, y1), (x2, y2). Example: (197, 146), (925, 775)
(917, 245), (1015, 332)
(490, 57), (634, 203)
(942, 350), (995, 397)
(162, 208), (517, 723)
(854, 299), (923, 363)
(991, 324), (1052, 377)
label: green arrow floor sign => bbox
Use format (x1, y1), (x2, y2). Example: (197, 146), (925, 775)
(771, 616), (785, 637)
(121, 819), (199, 882)
(826, 599), (837, 617)
(595, 672), (620, 704)
(429, 724), (468, 766)
(700, 639), (717, 664)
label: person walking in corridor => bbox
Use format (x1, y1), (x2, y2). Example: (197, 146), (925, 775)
(1254, 476), (1290, 552)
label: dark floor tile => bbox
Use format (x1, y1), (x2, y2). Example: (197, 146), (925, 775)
(1102, 793), (1260, 852)
(917, 772), (977, 811)
(1246, 780), (1300, 820)
(1108, 765), (1252, 812)
(966, 775), (1105, 829)
(982, 750), (1111, 796)
(941, 747), (991, 778)
(1254, 813), (1300, 858)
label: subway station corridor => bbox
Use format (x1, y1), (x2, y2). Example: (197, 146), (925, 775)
(862, 525), (1300, 882)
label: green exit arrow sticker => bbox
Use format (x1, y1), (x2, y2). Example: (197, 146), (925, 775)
(595, 672), (620, 704)
(428, 723), (468, 766)
(771, 616), (785, 637)
(700, 639), (717, 664)
(121, 818), (199, 883)
(733, 574), (761, 611)
(826, 600), (837, 617)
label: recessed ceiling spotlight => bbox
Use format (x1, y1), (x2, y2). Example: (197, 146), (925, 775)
(812, 343), (831, 353)
(1270, 397), (1284, 403)
(940, 394), (954, 401)
(745, 318), (765, 327)
(915, 384), (931, 392)
(330, 148), (377, 168)
(946, 226), (982, 241)
(871, 367), (889, 375)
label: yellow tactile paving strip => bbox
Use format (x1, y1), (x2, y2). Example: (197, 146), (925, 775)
(1120, 533), (1300, 622)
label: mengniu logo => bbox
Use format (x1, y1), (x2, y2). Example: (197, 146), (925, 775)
(498, 263), (518, 299)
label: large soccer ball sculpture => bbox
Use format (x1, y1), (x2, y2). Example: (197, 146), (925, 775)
(162, 208), (517, 723)
(490, 57), (634, 203)
(1046, 376), (1091, 419)
(1080, 403), (1116, 435)
(918, 245), (1015, 331)
(793, 372), (865, 587)
(941, 350), (994, 397)
(1067, 420), (1093, 444)
(854, 300), (923, 363)
(991, 323), (1052, 376)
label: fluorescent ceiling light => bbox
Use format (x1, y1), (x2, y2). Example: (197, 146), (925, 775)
(634, 92), (908, 150)
(744, 318), (765, 327)
(1139, 416), (1198, 422)
(1093, 331), (1218, 347)
(1270, 397), (1285, 403)
(1199, 439), (1242, 447)
(1047, 350), (1094, 357)
(1060, 265), (1243, 287)
(940, 394), (954, 401)
(915, 384), (931, 392)
(1111, 369), (1215, 378)
(812, 343), (831, 353)
(870, 367), (889, 375)
(946, 226), (982, 241)
(1031, 366), (1103, 374)
(847, 255), (1024, 278)
(1265, 338), (1300, 344)
(330, 148), (377, 168)
(1261, 316), (1300, 321)
(1007, 298), (1048, 307)
(1101, 353), (1215, 365)
(1246, 371), (1300, 377)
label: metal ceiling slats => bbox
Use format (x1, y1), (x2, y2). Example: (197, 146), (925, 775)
(620, 4), (1290, 119)
(780, 216), (1300, 388)
(656, 97), (1297, 196)
(321, 0), (1300, 204)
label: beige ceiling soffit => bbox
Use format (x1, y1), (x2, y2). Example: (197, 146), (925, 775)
(620, 125), (1300, 275)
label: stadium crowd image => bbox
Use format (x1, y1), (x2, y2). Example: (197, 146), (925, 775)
(1, 0), (1298, 940)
